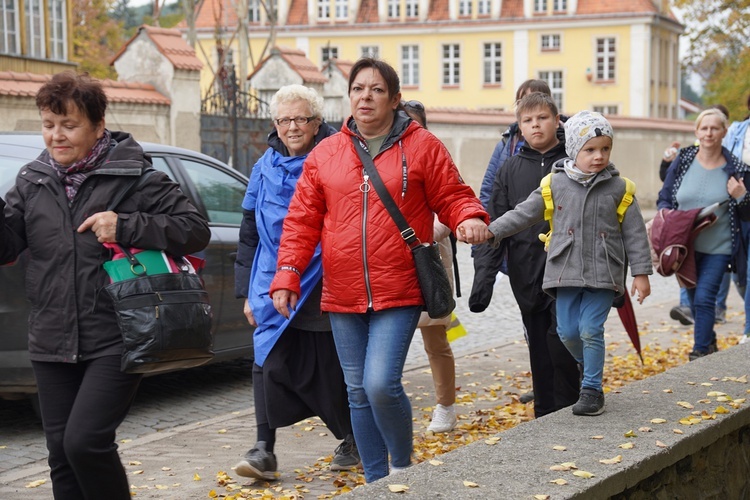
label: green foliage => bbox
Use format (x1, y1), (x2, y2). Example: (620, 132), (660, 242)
(674, 0), (750, 120)
(71, 0), (124, 79)
(703, 49), (750, 121)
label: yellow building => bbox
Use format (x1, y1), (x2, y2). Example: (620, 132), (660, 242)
(189, 0), (682, 118)
(0, 0), (76, 74)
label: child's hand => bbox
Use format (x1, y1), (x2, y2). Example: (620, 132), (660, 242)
(457, 218), (493, 244)
(631, 275), (651, 304)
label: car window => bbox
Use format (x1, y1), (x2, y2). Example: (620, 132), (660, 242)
(180, 159), (245, 225)
(0, 157), (32, 196)
(149, 156), (177, 181)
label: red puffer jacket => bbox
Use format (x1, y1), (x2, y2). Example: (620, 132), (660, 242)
(270, 112), (488, 313)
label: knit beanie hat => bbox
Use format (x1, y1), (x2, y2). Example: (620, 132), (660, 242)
(564, 110), (614, 161)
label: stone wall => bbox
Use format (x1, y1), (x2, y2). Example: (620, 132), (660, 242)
(347, 343), (750, 499)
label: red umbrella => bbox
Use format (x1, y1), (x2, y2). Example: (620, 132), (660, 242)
(615, 289), (642, 363)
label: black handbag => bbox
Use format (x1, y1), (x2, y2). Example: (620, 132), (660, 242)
(351, 136), (455, 319)
(104, 171), (214, 374)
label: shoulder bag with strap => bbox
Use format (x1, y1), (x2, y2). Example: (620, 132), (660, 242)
(104, 169), (214, 374)
(351, 136), (455, 319)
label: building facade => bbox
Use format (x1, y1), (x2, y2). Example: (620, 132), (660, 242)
(188, 0), (683, 118)
(0, 0), (76, 74)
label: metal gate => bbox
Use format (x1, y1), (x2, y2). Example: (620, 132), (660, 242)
(200, 66), (270, 177)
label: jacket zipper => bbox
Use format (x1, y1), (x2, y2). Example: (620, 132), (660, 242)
(361, 167), (374, 309)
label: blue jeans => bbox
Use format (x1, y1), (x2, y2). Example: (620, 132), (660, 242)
(556, 287), (615, 392)
(329, 306), (421, 482)
(687, 252), (731, 353)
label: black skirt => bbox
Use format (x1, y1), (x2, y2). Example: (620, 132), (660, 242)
(262, 326), (351, 439)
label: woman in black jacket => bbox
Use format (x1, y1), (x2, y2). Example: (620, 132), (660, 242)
(0, 72), (210, 499)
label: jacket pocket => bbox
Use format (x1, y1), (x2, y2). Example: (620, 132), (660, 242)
(598, 232), (626, 292)
(547, 230), (574, 283)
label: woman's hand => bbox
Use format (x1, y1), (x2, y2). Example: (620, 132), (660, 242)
(77, 211), (118, 243)
(272, 289), (298, 318)
(631, 275), (651, 304)
(456, 218), (493, 244)
(728, 176), (747, 200)
(243, 299), (257, 327)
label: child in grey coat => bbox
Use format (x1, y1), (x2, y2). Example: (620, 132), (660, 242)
(482, 111), (652, 416)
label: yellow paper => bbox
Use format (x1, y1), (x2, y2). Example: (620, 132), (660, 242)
(446, 313), (467, 342)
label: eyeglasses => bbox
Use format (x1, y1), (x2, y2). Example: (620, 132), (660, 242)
(403, 100), (424, 111)
(274, 116), (315, 127)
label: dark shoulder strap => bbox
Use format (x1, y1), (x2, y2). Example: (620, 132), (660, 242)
(106, 168), (156, 212)
(351, 136), (419, 247)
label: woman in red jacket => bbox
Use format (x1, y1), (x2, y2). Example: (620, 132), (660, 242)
(270, 58), (489, 482)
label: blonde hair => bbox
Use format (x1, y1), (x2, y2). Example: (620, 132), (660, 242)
(270, 84), (324, 119)
(694, 108), (728, 130)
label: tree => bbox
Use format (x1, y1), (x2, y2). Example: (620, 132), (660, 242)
(674, 0), (750, 119)
(72, 0), (125, 79)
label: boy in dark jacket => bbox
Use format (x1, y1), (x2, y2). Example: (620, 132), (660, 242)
(488, 93), (580, 418)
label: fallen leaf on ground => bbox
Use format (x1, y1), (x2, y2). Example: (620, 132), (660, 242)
(428, 460), (443, 466)
(714, 406), (730, 414)
(599, 455), (622, 465)
(388, 484), (409, 493)
(573, 470), (595, 478)
(193, 473), (201, 481)
(624, 430), (637, 438)
(128, 461), (142, 466)
(534, 496), (550, 500)
(656, 440), (667, 448)
(25, 479), (46, 488)
(618, 442), (634, 449)
(132, 470), (144, 475)
(638, 427), (652, 432)
(552, 445), (566, 451)
(463, 480), (479, 488)
(677, 401), (694, 409)
(550, 478), (568, 485)
(591, 435), (604, 440)
(673, 429), (684, 434)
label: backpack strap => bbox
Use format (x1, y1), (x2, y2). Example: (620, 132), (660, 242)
(617, 176), (636, 224)
(538, 173), (554, 250)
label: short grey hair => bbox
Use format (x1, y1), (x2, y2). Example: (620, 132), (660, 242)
(694, 108), (728, 131)
(270, 84), (324, 119)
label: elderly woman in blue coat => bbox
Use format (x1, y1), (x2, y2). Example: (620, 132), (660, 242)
(233, 85), (359, 480)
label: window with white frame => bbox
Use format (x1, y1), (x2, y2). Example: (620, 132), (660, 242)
(406, 0), (419, 17)
(538, 70), (563, 111)
(534, 0), (547, 12)
(25, 0), (44, 57)
(1, 0), (19, 55)
(478, 0), (490, 15)
(593, 105), (618, 115)
(541, 34), (560, 51)
(48, 0), (66, 60)
(361, 45), (379, 58)
(553, 0), (566, 10)
(442, 44), (460, 86)
(388, 0), (400, 17)
(322, 46), (339, 62)
(596, 37), (616, 81)
(317, 0), (330, 19)
(247, 0), (261, 22)
(401, 45), (419, 86)
(458, 0), (472, 16)
(483, 42), (501, 85)
(335, 0), (348, 19)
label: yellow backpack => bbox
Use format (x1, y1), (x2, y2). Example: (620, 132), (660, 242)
(538, 173), (636, 251)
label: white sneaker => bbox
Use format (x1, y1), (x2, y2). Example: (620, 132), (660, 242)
(428, 404), (457, 433)
(740, 334), (750, 345)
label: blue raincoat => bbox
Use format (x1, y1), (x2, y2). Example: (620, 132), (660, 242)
(242, 137), (329, 366)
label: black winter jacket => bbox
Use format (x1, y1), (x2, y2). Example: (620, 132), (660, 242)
(0, 132), (211, 363)
(489, 133), (567, 314)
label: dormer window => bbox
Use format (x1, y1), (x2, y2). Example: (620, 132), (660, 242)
(458, 0), (472, 16)
(553, 0), (566, 11)
(335, 0), (348, 19)
(478, 0), (490, 15)
(406, 0), (419, 17)
(317, 0), (330, 19)
(534, 0), (547, 13)
(388, 0), (400, 18)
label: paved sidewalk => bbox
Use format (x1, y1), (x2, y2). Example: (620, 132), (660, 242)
(1, 274), (745, 499)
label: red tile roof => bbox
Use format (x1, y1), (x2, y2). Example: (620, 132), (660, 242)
(330, 59), (354, 79)
(112, 25), (203, 71)
(249, 46), (328, 84)
(0, 71), (170, 105)
(287, 0), (309, 24)
(356, 0), (379, 23)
